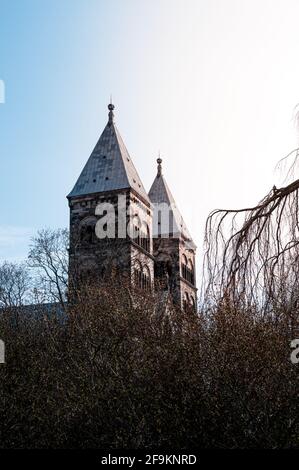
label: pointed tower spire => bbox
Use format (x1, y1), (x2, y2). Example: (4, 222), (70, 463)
(67, 103), (149, 204)
(108, 101), (115, 124)
(149, 157), (195, 243)
(148, 156), (197, 309)
(157, 156), (162, 176)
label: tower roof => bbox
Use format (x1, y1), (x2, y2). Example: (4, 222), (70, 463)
(68, 104), (150, 204)
(149, 158), (195, 246)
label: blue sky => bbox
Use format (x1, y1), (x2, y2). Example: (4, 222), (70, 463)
(1, 0), (299, 263)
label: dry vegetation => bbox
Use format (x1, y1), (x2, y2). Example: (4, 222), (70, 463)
(0, 280), (297, 448)
(1, 153), (299, 447)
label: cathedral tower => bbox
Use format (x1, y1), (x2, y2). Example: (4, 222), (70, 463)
(67, 104), (154, 291)
(67, 103), (197, 310)
(149, 158), (197, 310)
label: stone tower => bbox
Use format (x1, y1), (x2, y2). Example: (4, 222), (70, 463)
(67, 103), (197, 310)
(67, 104), (154, 291)
(148, 158), (197, 310)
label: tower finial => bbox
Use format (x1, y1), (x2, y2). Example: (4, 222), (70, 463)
(108, 100), (115, 124)
(157, 156), (162, 176)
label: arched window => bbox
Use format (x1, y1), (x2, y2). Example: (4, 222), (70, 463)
(142, 265), (151, 291)
(181, 255), (195, 285)
(134, 260), (143, 289)
(183, 292), (190, 312)
(134, 261), (151, 290)
(132, 224), (150, 253)
(142, 225), (151, 253)
(188, 259), (195, 285)
(181, 255), (188, 281)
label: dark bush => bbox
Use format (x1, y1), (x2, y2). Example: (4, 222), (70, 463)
(0, 284), (298, 449)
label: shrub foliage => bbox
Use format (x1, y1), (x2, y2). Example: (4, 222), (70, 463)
(0, 283), (297, 448)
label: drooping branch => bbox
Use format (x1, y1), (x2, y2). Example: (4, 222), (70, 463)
(203, 149), (299, 316)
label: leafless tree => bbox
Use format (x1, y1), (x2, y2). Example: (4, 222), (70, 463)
(0, 261), (31, 308)
(28, 228), (68, 306)
(203, 148), (299, 322)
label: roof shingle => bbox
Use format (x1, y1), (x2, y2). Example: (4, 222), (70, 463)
(68, 106), (149, 203)
(148, 160), (195, 244)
